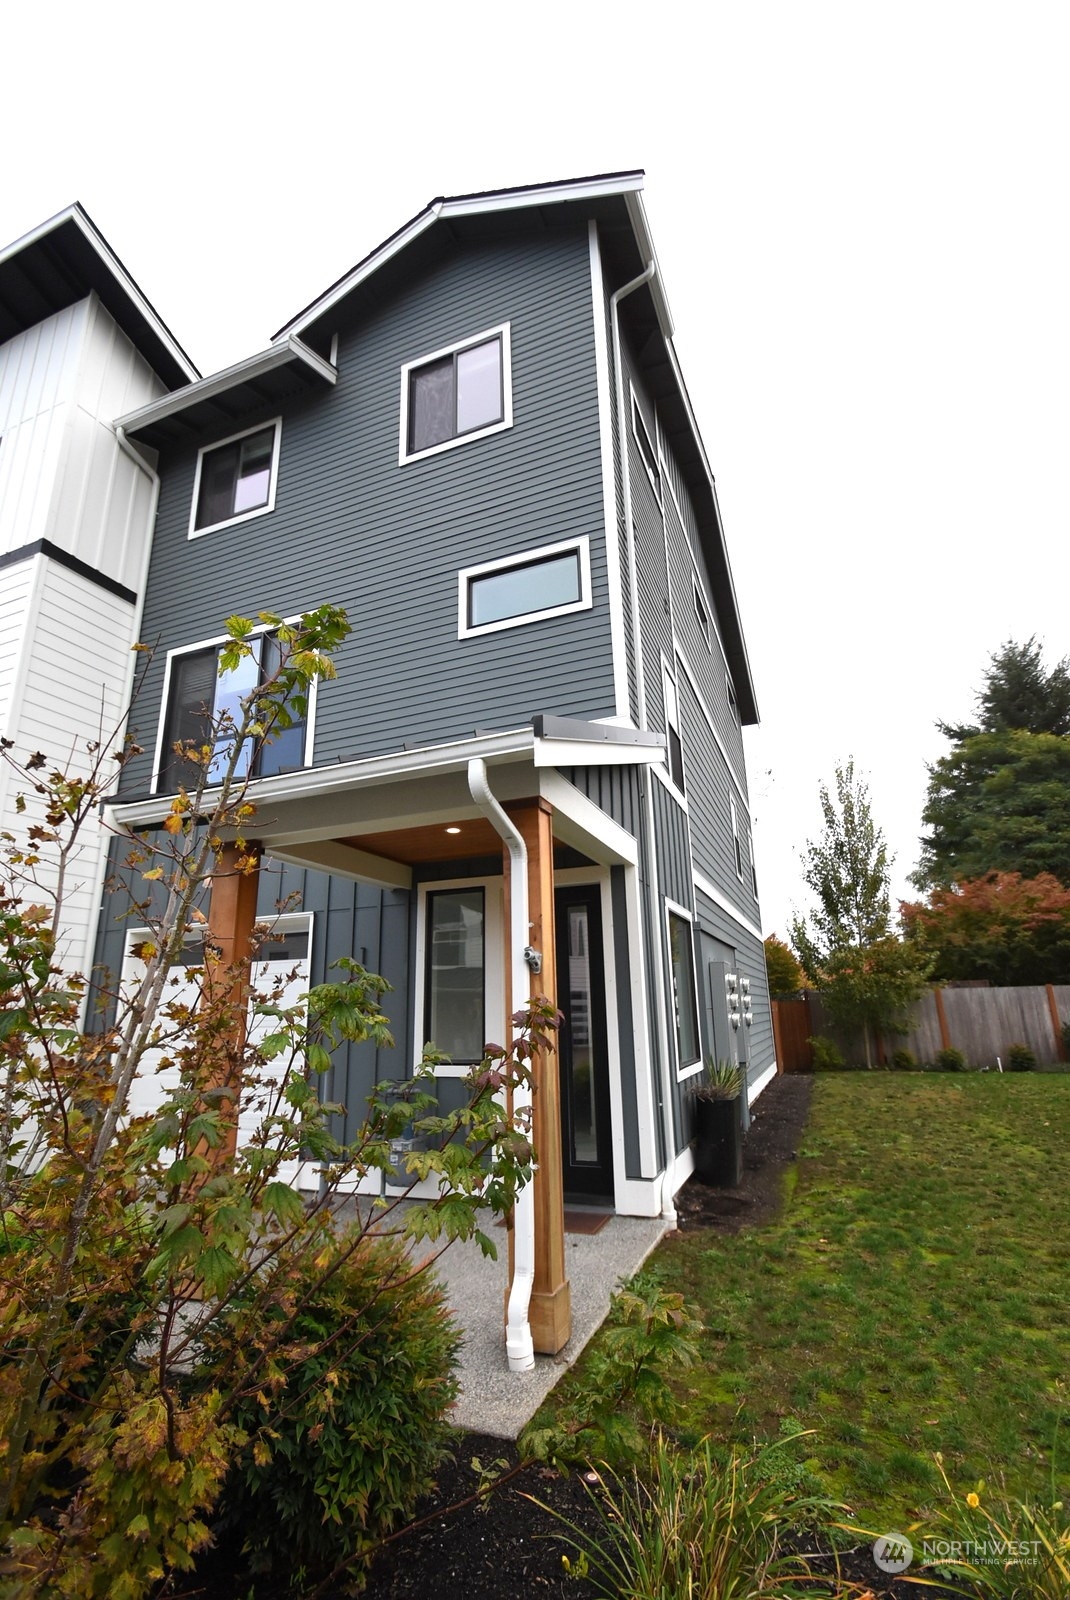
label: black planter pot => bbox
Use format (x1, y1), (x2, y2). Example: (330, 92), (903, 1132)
(692, 1094), (744, 1187)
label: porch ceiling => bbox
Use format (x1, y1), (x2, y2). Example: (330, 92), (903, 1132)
(340, 817), (514, 864)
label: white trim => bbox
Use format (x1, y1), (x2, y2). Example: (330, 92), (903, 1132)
(661, 466), (731, 668)
(399, 322), (512, 466)
(660, 654), (688, 803)
(412, 876), (505, 1080)
(748, 1060), (778, 1104)
(664, 1138), (695, 1198)
(692, 868), (764, 944)
(630, 385), (661, 499)
(588, 221), (630, 722)
(664, 896), (702, 1078)
(274, 174), (646, 343)
(726, 672), (739, 724)
(151, 616), (315, 794)
(116, 339), (335, 435)
(537, 770), (639, 866)
(692, 578), (712, 652)
(458, 534), (592, 639)
(187, 417), (282, 541)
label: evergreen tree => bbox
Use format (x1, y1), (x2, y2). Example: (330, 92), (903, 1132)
(938, 636), (1070, 741)
(791, 761), (930, 1067)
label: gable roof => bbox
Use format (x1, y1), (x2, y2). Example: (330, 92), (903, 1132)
(0, 203), (198, 390)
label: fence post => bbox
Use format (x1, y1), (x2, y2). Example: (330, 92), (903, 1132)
(933, 985), (952, 1053)
(1046, 984), (1065, 1062)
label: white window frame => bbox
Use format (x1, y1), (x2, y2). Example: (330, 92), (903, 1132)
(151, 618), (318, 793)
(664, 897), (703, 1080)
(188, 417), (282, 541)
(412, 876), (505, 1079)
(457, 534), (592, 639)
(630, 387), (661, 498)
(730, 795), (745, 882)
(399, 322), (513, 465)
(693, 579), (712, 651)
(661, 655), (687, 800)
(726, 672), (739, 723)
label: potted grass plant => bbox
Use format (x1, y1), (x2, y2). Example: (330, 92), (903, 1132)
(691, 1058), (744, 1187)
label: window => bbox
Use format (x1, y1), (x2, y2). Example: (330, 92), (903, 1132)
(189, 419), (281, 538)
(693, 581), (711, 649)
(730, 796), (744, 880)
(155, 632), (308, 793)
(424, 888), (485, 1064)
(458, 536), (592, 638)
(662, 663), (686, 794)
(400, 324), (512, 462)
(726, 673), (739, 722)
(631, 392), (660, 494)
(667, 907), (701, 1071)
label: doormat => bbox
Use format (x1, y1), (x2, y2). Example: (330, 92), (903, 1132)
(495, 1209), (612, 1236)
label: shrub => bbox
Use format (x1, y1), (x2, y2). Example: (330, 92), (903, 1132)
(915, 1456), (1070, 1600)
(935, 1047), (968, 1072)
(889, 1047), (917, 1071)
(1006, 1042), (1037, 1072)
(208, 1231), (460, 1590)
(546, 1431), (841, 1600)
(808, 1035), (845, 1071)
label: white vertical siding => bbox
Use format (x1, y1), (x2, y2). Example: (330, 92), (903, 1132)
(0, 302), (86, 556)
(0, 553), (34, 733)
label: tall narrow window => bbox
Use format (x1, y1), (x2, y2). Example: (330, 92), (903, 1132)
(157, 634), (307, 793)
(667, 910), (700, 1070)
(693, 581), (711, 649)
(402, 326), (511, 460)
(631, 393), (660, 494)
(730, 796), (744, 880)
(663, 665), (685, 794)
(424, 888), (485, 1064)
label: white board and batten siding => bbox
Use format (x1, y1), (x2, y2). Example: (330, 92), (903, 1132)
(0, 294), (166, 977)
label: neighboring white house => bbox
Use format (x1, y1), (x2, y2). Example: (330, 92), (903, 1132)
(0, 206), (196, 976)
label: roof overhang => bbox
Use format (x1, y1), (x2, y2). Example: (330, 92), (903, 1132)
(115, 337), (338, 448)
(0, 204), (198, 390)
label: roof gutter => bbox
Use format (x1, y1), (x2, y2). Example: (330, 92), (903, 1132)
(466, 758), (535, 1374)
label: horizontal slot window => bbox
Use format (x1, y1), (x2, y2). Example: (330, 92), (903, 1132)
(458, 536), (592, 638)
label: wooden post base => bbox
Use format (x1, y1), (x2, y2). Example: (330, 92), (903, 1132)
(529, 1281), (572, 1356)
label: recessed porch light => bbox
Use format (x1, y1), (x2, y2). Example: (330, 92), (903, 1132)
(445, 826), (461, 834)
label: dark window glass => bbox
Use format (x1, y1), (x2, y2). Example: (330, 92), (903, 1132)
(694, 584), (710, 646)
(668, 726), (686, 795)
(425, 889), (485, 1064)
(468, 550), (581, 629)
(668, 912), (700, 1068)
(194, 425), (275, 530)
(408, 337), (502, 454)
(727, 675), (739, 720)
(159, 634), (305, 792)
(633, 401), (660, 492)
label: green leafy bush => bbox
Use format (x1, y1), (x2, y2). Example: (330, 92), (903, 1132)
(546, 1431), (841, 1600)
(889, 1047), (918, 1071)
(935, 1047), (968, 1072)
(1006, 1042), (1037, 1072)
(808, 1035), (845, 1071)
(208, 1231), (460, 1590)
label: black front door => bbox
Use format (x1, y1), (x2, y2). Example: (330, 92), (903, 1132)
(554, 884), (614, 1200)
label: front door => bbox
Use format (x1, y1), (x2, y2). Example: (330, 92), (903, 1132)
(554, 884), (613, 1200)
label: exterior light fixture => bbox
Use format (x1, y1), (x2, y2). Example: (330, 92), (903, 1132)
(445, 826), (461, 834)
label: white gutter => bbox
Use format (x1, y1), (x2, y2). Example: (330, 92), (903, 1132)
(610, 263), (677, 1225)
(114, 337), (337, 436)
(467, 759), (535, 1372)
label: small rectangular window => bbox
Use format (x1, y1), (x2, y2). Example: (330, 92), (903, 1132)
(693, 581), (711, 649)
(631, 393), (660, 494)
(401, 325), (511, 462)
(425, 888), (485, 1064)
(190, 420), (280, 538)
(458, 536), (592, 638)
(662, 664), (685, 795)
(667, 909), (700, 1070)
(156, 632), (308, 793)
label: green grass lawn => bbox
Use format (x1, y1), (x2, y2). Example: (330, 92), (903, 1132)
(564, 1074), (1069, 1526)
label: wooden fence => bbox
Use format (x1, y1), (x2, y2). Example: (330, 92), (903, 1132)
(773, 984), (1070, 1071)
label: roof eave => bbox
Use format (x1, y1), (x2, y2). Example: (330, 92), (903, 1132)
(115, 336), (337, 437)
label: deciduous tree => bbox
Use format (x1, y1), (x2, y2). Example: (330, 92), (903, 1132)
(763, 935), (803, 998)
(902, 871), (1070, 986)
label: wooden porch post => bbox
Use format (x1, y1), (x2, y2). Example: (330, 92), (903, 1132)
(503, 800), (571, 1355)
(204, 841), (262, 1159)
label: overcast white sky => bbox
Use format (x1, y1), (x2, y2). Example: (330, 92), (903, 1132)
(4, 1), (1067, 939)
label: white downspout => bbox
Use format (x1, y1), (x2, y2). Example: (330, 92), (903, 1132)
(466, 757), (535, 1373)
(609, 266), (678, 1224)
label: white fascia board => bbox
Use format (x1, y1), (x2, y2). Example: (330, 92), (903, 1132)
(692, 868), (763, 945)
(623, 191), (674, 339)
(276, 174), (646, 344)
(115, 338), (337, 434)
(538, 770), (639, 866)
(106, 726), (535, 830)
(533, 736), (663, 769)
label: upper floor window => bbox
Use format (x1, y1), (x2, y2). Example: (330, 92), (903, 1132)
(189, 419), (281, 539)
(400, 324), (512, 463)
(726, 673), (739, 723)
(693, 580), (711, 650)
(730, 795), (745, 880)
(154, 631), (309, 794)
(662, 663), (686, 795)
(631, 391), (660, 496)
(458, 536), (592, 638)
